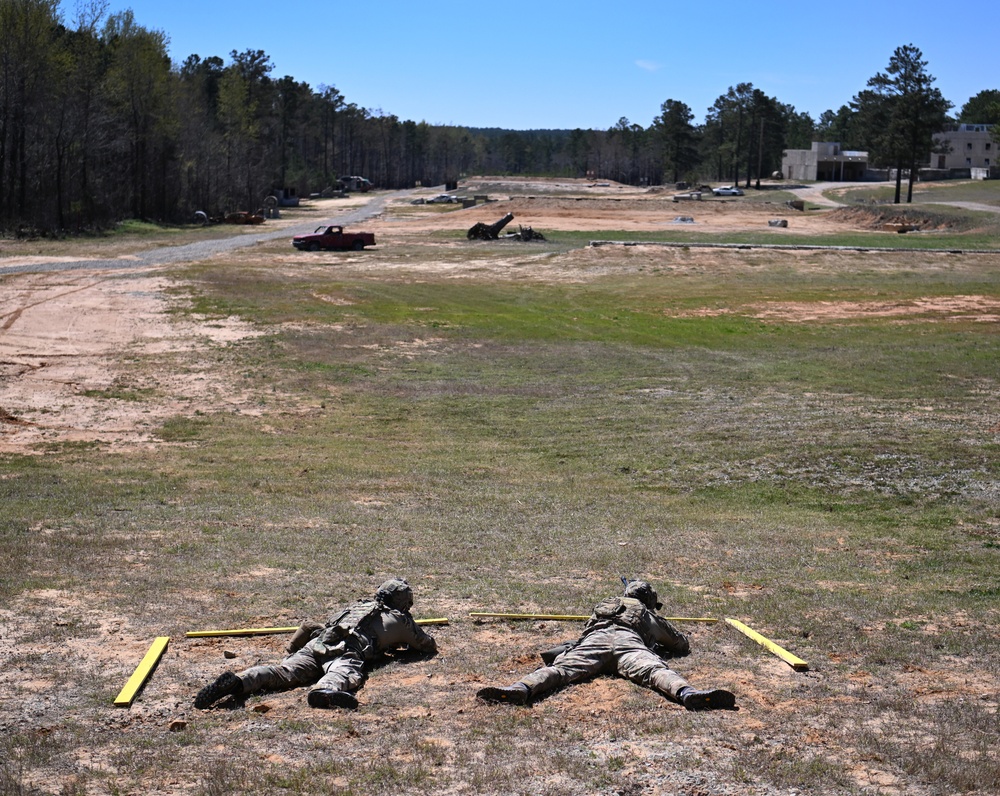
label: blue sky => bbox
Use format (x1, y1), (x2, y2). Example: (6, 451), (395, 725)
(92, 0), (993, 130)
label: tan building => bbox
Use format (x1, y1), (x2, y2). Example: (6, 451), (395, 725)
(930, 124), (995, 178)
(782, 142), (869, 181)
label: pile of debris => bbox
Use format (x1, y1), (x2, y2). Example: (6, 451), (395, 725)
(512, 225), (545, 241)
(467, 213), (545, 242)
(193, 210), (266, 226)
(467, 213), (514, 240)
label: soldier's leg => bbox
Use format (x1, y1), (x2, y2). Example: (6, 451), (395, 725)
(617, 645), (689, 699)
(195, 649), (321, 708)
(194, 671), (243, 708)
(238, 648), (323, 694)
(479, 632), (613, 705)
(618, 644), (735, 710)
(307, 651), (365, 709)
(674, 686), (736, 711)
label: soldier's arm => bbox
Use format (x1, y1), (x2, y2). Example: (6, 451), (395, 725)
(649, 615), (690, 657)
(381, 611), (437, 652)
(285, 620), (324, 653)
(400, 614), (438, 654)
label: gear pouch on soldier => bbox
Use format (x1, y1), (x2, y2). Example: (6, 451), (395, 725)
(311, 624), (349, 656)
(592, 597), (626, 619)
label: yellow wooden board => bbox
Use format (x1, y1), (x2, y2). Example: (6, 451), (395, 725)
(114, 636), (170, 707)
(725, 618), (809, 671)
(185, 618), (449, 638)
(469, 612), (717, 623)
(186, 626), (298, 638)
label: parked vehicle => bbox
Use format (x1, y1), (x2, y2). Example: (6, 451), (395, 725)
(426, 194), (460, 204)
(338, 176), (373, 193)
(712, 185), (744, 196)
(292, 225), (376, 251)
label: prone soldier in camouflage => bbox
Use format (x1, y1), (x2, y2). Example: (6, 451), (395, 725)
(195, 578), (437, 710)
(477, 580), (735, 711)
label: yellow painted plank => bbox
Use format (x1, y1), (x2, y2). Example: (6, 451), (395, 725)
(186, 626), (298, 638)
(114, 636), (170, 707)
(725, 618), (809, 671)
(185, 617), (449, 638)
(469, 612), (717, 623)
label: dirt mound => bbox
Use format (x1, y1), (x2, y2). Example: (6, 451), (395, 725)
(829, 205), (966, 231)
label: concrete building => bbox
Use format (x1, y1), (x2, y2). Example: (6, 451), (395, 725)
(782, 142), (869, 181)
(929, 124), (995, 179)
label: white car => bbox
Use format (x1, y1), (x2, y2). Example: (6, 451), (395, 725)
(712, 185), (744, 196)
(426, 194), (460, 204)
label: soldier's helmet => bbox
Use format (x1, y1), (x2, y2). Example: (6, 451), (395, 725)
(623, 580), (662, 610)
(376, 578), (414, 611)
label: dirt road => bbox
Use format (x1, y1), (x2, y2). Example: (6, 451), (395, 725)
(0, 193), (400, 277)
(0, 193), (408, 452)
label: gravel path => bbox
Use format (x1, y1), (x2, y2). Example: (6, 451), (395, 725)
(0, 191), (405, 276)
(785, 181), (869, 207)
(786, 183), (1000, 214)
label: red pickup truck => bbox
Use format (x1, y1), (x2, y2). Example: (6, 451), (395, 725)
(292, 225), (376, 251)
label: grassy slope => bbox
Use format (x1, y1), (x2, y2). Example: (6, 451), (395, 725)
(2, 220), (999, 794)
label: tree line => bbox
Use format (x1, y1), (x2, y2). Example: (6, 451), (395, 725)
(2, 1), (996, 233)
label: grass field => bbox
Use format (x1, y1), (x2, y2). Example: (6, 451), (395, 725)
(1, 184), (999, 795)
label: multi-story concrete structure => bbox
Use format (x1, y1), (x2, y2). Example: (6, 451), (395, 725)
(930, 124), (995, 179)
(781, 142), (869, 181)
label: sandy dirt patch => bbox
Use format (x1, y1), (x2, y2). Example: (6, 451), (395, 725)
(386, 179), (841, 237)
(676, 294), (1000, 323)
(0, 267), (263, 454)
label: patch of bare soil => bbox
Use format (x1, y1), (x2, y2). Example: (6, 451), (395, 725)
(827, 205), (966, 232)
(0, 267), (264, 454)
(4, 582), (996, 796)
(676, 295), (1000, 323)
(383, 189), (841, 236)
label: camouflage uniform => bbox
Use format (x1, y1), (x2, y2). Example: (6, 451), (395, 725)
(478, 581), (735, 711)
(195, 579), (436, 709)
(520, 595), (691, 699)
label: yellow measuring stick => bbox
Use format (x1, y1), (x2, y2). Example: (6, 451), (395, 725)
(114, 636), (170, 707)
(469, 612), (717, 623)
(725, 618), (809, 671)
(185, 618), (449, 638)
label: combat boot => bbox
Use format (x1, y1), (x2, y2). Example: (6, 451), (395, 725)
(194, 671), (243, 708)
(307, 688), (358, 710)
(476, 683), (530, 705)
(677, 686), (736, 711)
